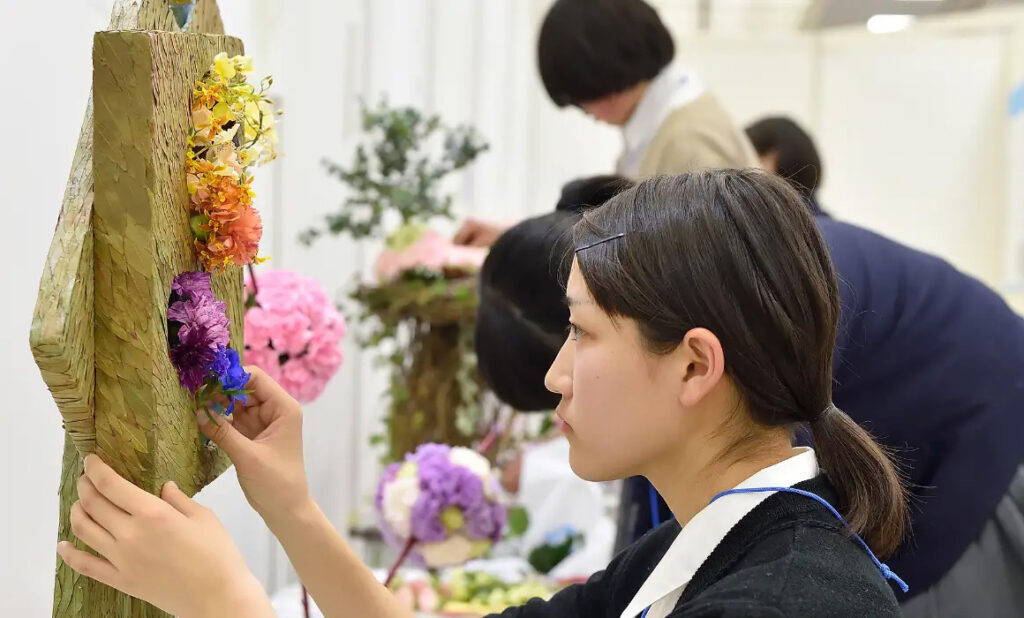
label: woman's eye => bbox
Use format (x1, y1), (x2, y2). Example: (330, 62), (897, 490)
(569, 324), (585, 340)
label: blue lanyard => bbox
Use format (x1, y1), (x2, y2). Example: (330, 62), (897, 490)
(636, 485), (908, 618)
(710, 487), (908, 593)
(649, 483), (663, 528)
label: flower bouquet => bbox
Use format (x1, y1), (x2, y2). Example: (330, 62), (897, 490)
(377, 444), (507, 572)
(244, 269), (346, 403)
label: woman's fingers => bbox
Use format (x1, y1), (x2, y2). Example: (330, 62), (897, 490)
(83, 456), (157, 516)
(69, 501), (117, 557)
(77, 474), (130, 534)
(58, 539), (122, 590)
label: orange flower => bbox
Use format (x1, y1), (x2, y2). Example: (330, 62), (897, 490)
(198, 206), (264, 271)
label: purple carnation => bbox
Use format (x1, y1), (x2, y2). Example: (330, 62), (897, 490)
(169, 294), (230, 350)
(410, 493), (448, 542)
(410, 442), (451, 462)
(170, 327), (219, 391)
(168, 271), (232, 392)
(172, 271), (215, 301)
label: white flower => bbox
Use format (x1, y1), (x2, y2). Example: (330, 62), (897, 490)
(381, 476), (420, 539)
(419, 534), (474, 568)
(449, 447), (492, 481)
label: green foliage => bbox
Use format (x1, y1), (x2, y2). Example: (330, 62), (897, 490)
(301, 99), (489, 245)
(527, 530), (584, 575)
(305, 98), (490, 463)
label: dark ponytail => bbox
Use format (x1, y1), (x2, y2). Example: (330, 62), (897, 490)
(811, 406), (908, 556)
(574, 170), (908, 558)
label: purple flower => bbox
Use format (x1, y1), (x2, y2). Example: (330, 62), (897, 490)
(410, 493), (448, 542)
(170, 327), (219, 391)
(168, 271), (231, 393)
(376, 442), (507, 562)
(172, 271), (215, 301)
(410, 443), (451, 462)
(169, 294), (230, 350)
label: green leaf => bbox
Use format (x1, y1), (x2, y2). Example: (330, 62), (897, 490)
(506, 506), (529, 537)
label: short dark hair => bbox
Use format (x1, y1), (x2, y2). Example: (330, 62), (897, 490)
(556, 175), (635, 213)
(745, 116), (823, 199)
(475, 176), (632, 411)
(575, 170), (907, 556)
(538, 0), (675, 107)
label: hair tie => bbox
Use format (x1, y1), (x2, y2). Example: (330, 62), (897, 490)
(575, 232), (625, 253)
(812, 402), (837, 425)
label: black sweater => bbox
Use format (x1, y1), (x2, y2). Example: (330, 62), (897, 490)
(492, 476), (901, 617)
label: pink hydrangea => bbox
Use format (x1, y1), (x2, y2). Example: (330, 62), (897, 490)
(244, 269), (346, 403)
(374, 230), (487, 281)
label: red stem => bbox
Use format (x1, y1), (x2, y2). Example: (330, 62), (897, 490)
(301, 585), (310, 618)
(247, 263), (260, 298)
(476, 425), (500, 456)
(383, 536), (417, 588)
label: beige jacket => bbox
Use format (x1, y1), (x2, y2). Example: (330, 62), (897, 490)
(635, 92), (759, 178)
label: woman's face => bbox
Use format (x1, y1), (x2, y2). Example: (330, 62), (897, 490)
(544, 259), (699, 482)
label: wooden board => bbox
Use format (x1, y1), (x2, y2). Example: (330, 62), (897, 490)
(92, 29), (244, 493)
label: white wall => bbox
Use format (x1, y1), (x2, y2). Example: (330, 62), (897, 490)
(4, 1), (1024, 614)
(816, 28), (1009, 286)
(0, 1), (112, 615)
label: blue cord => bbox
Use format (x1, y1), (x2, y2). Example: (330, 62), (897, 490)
(648, 482), (662, 528)
(710, 486), (909, 593)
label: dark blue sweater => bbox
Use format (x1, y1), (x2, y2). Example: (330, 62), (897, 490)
(817, 214), (1024, 595)
(621, 214), (1024, 599)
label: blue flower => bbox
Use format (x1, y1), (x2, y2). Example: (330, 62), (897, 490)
(207, 346), (251, 415)
(543, 525), (578, 547)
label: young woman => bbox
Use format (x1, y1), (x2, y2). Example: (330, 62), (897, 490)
(59, 170), (908, 617)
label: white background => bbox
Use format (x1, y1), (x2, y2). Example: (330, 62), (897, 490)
(1, 1), (1023, 614)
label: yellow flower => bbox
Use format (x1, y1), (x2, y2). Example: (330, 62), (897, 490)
(213, 52), (236, 80)
(212, 101), (232, 124)
(233, 55), (253, 73)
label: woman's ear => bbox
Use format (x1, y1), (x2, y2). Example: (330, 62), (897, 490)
(677, 327), (725, 408)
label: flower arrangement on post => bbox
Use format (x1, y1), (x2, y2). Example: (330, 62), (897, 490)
(167, 272), (251, 420)
(169, 53), (280, 425)
(187, 53), (279, 272)
(243, 269), (347, 403)
(300, 99), (495, 462)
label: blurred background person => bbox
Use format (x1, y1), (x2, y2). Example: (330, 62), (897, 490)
(454, 0), (757, 248)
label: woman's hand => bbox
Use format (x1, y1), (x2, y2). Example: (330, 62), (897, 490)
(197, 365), (311, 525)
(57, 456), (271, 618)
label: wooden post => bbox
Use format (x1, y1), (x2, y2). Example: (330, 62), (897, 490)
(31, 2), (244, 616)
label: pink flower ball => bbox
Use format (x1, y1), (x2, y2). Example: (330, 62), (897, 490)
(244, 269), (346, 403)
(374, 230), (487, 281)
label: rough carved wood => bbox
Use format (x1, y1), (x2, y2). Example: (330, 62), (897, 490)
(33, 2), (242, 616)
